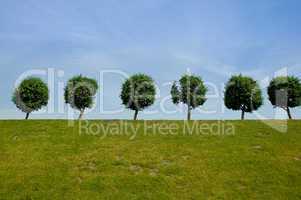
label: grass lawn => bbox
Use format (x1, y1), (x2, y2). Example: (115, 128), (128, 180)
(0, 120), (301, 199)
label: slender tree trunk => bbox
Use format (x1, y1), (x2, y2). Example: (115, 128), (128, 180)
(241, 109), (245, 120)
(78, 109), (84, 120)
(133, 109), (139, 120)
(25, 113), (30, 120)
(187, 106), (192, 121)
(287, 107), (292, 120)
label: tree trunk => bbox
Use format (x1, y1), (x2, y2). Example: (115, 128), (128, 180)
(287, 107), (292, 120)
(133, 109), (139, 120)
(241, 109), (245, 120)
(78, 109), (84, 120)
(25, 113), (30, 120)
(187, 106), (192, 121)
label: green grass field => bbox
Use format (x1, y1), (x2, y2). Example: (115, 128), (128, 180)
(0, 120), (301, 199)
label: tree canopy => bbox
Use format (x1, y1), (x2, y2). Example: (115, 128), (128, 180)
(224, 75), (263, 120)
(12, 77), (49, 119)
(120, 74), (156, 120)
(64, 75), (98, 119)
(171, 74), (207, 120)
(267, 76), (301, 119)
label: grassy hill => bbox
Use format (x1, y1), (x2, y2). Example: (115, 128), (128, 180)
(0, 120), (301, 199)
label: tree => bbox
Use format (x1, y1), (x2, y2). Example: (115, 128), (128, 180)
(267, 76), (301, 119)
(224, 75), (263, 120)
(170, 74), (207, 120)
(120, 74), (156, 120)
(64, 75), (98, 120)
(12, 77), (49, 120)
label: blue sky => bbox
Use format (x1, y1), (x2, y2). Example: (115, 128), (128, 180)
(0, 0), (301, 119)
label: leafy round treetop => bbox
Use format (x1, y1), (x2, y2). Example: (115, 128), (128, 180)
(171, 74), (207, 108)
(64, 75), (98, 111)
(224, 75), (263, 112)
(12, 77), (49, 113)
(120, 74), (156, 111)
(267, 76), (301, 109)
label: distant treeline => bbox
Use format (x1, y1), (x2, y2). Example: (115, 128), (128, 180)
(12, 74), (301, 120)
